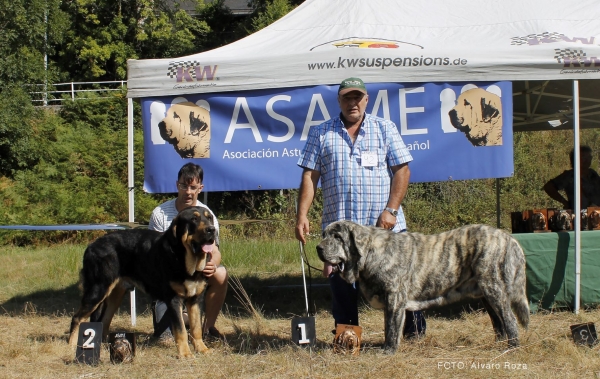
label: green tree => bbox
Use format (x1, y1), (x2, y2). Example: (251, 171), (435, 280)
(0, 86), (45, 177)
(248, 0), (296, 32)
(54, 0), (211, 81)
(0, 91), (163, 244)
(195, 0), (246, 50)
(0, 0), (69, 86)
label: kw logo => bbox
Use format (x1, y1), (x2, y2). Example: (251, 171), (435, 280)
(167, 60), (218, 82)
(555, 48), (600, 68)
(511, 32), (596, 46)
(333, 39), (399, 49)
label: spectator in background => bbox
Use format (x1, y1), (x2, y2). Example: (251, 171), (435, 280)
(543, 145), (600, 209)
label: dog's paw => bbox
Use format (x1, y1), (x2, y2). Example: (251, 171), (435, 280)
(177, 345), (196, 359)
(195, 344), (210, 354)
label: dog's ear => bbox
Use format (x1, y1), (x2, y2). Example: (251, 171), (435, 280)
(169, 211), (195, 244)
(345, 221), (368, 259)
(171, 215), (180, 239)
(480, 97), (500, 123)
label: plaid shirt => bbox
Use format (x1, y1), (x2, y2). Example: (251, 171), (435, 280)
(298, 113), (413, 232)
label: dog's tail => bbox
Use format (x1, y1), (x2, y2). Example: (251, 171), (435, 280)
(512, 295), (530, 329)
(509, 239), (530, 329)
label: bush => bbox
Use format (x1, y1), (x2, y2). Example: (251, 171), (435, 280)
(3, 90), (600, 244)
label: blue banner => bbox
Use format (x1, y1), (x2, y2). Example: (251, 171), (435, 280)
(141, 81), (513, 193)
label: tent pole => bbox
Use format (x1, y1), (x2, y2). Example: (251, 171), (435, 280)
(496, 178), (501, 228)
(573, 80), (581, 315)
(128, 98), (135, 223)
(127, 97), (136, 326)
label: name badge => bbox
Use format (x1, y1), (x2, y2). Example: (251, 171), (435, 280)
(361, 151), (377, 167)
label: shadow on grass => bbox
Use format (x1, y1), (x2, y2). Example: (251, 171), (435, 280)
(423, 299), (487, 319)
(225, 273), (331, 318)
(0, 273), (332, 319)
(0, 273), (488, 324)
(0, 284), (157, 316)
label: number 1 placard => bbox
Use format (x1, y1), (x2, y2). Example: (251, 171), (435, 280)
(75, 322), (103, 365)
(291, 317), (316, 347)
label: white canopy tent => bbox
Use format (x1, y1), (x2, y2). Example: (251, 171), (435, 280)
(127, 0), (600, 317)
(128, 0), (600, 97)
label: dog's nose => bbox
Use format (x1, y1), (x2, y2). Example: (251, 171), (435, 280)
(448, 109), (459, 126)
(316, 244), (324, 257)
(205, 225), (216, 235)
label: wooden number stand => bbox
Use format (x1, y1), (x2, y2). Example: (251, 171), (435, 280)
(548, 208), (571, 232)
(528, 208), (551, 232)
(109, 332), (136, 363)
(333, 324), (362, 356)
(587, 207), (600, 230)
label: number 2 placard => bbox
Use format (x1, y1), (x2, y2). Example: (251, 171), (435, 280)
(75, 322), (103, 364)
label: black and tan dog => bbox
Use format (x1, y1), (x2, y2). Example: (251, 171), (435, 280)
(68, 206), (216, 358)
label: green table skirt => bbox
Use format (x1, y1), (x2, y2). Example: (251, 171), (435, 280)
(513, 231), (600, 311)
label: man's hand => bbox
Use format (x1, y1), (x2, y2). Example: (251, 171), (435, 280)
(376, 210), (397, 230)
(295, 215), (310, 244)
(296, 168), (320, 245)
(202, 261), (217, 278)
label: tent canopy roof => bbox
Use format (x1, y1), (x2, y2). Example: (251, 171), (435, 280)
(127, 0), (600, 131)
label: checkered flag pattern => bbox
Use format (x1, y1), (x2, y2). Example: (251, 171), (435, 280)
(511, 32), (565, 45)
(554, 48), (586, 63)
(167, 61), (200, 79)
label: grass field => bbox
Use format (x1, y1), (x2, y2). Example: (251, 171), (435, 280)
(1, 239), (600, 378)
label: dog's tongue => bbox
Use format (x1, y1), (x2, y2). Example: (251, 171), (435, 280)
(202, 244), (214, 253)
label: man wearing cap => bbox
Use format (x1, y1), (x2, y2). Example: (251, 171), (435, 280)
(295, 77), (426, 339)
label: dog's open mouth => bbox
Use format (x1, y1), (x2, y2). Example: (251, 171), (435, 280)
(192, 240), (215, 254)
(331, 261), (345, 274)
(201, 243), (213, 253)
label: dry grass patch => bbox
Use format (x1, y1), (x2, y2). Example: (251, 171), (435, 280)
(1, 306), (600, 378)
(2, 241), (600, 378)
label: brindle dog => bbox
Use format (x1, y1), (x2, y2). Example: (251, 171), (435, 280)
(317, 221), (529, 353)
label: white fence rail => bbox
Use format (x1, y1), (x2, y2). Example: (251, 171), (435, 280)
(27, 81), (127, 105)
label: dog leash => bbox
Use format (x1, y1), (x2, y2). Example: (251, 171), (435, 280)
(299, 239), (315, 378)
(299, 241), (310, 317)
(295, 197), (311, 317)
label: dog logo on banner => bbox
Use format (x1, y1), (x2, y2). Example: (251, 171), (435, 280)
(157, 100), (211, 158)
(448, 87), (503, 147)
